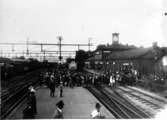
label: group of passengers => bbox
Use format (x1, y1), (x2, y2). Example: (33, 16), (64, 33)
(39, 67), (89, 98)
(42, 67), (137, 89)
(109, 72), (121, 88)
(24, 66), (116, 119)
(39, 66), (123, 90)
(84, 72), (120, 88)
(85, 70), (136, 87)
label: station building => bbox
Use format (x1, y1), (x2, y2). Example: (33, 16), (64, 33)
(85, 33), (167, 78)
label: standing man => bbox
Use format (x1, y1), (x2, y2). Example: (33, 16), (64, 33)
(45, 72), (50, 87)
(27, 86), (37, 115)
(59, 80), (63, 97)
(109, 75), (113, 87)
(115, 72), (120, 86)
(39, 72), (43, 86)
(50, 74), (56, 97)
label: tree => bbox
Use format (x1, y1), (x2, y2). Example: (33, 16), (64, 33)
(75, 50), (89, 71)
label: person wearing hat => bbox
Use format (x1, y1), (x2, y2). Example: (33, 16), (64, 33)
(28, 86), (36, 93)
(23, 104), (34, 118)
(91, 103), (105, 119)
(54, 100), (64, 118)
(27, 86), (37, 115)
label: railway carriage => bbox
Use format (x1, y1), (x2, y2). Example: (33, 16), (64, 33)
(1, 57), (42, 81)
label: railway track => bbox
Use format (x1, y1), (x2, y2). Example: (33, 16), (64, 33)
(126, 86), (167, 104)
(87, 86), (130, 118)
(1, 70), (41, 119)
(117, 87), (165, 110)
(87, 86), (150, 119)
(103, 87), (151, 118)
(1, 70), (41, 101)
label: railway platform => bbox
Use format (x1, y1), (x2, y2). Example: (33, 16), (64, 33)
(7, 86), (114, 119)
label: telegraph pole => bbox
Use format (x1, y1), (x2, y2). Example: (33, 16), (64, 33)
(78, 44), (80, 50)
(58, 36), (62, 63)
(0, 40), (93, 59)
(88, 37), (92, 51)
(26, 37), (29, 57)
(40, 44), (43, 52)
(12, 44), (15, 58)
(43, 50), (46, 61)
(0, 49), (2, 57)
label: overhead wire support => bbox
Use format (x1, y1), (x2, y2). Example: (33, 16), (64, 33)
(0, 38), (93, 60)
(58, 36), (62, 62)
(88, 37), (92, 51)
(26, 37), (29, 56)
(0, 42), (93, 46)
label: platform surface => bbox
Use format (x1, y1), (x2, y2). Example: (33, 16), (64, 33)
(7, 86), (114, 119)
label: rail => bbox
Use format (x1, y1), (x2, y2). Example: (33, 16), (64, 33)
(1, 71), (41, 119)
(101, 87), (150, 118)
(86, 86), (127, 118)
(136, 79), (167, 91)
(86, 86), (150, 118)
(126, 86), (167, 104)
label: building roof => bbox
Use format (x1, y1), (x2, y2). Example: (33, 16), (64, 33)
(106, 48), (152, 60)
(11, 58), (30, 62)
(87, 54), (102, 61)
(141, 47), (166, 60)
(87, 46), (167, 61)
(96, 43), (136, 51)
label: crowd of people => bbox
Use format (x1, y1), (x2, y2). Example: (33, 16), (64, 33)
(38, 64), (138, 92)
(22, 64), (138, 119)
(39, 68), (87, 91)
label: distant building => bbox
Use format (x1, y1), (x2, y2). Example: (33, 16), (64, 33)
(86, 34), (136, 71)
(85, 35), (167, 76)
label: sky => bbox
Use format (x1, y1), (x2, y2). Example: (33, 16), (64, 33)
(0, 0), (167, 55)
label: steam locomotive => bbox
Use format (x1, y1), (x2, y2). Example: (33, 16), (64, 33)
(118, 63), (137, 86)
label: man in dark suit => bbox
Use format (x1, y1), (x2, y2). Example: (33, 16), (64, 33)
(50, 74), (56, 97)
